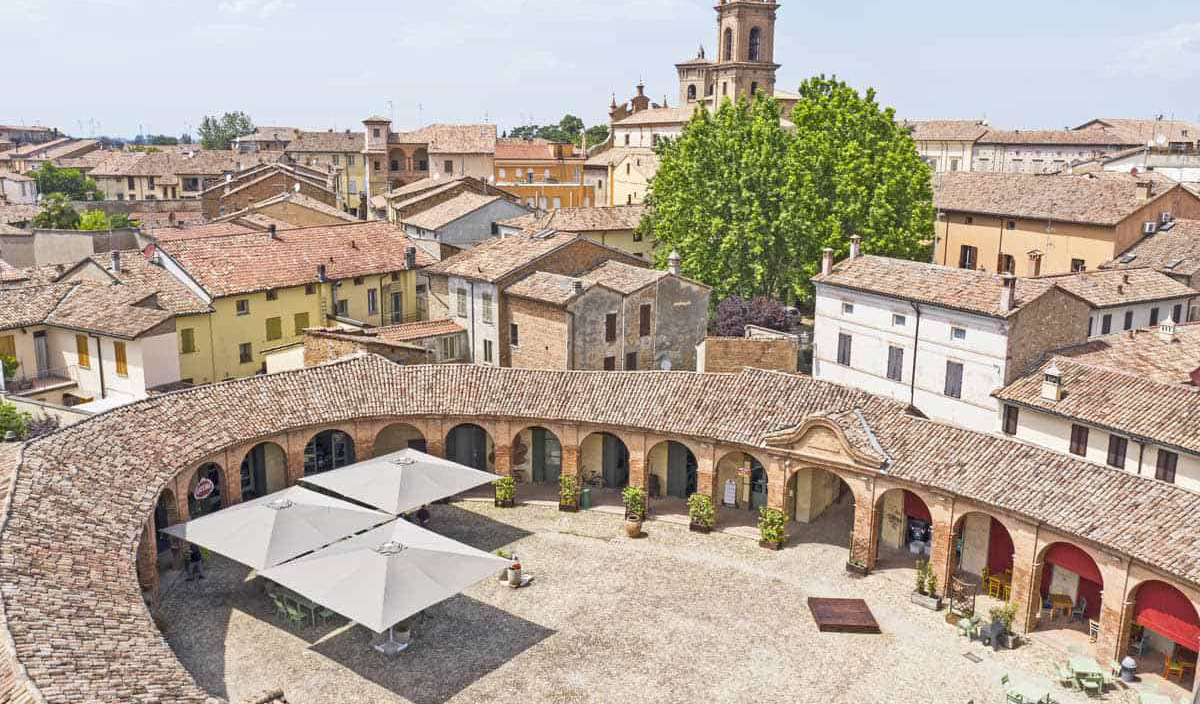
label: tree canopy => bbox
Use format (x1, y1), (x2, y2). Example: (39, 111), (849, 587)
(31, 194), (80, 230)
(77, 210), (111, 231)
(197, 111), (254, 150)
(505, 114), (606, 149)
(640, 76), (933, 302)
(27, 162), (102, 201)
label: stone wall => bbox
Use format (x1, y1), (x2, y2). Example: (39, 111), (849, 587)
(301, 332), (428, 367)
(508, 296), (570, 369)
(697, 336), (799, 374)
(1005, 286), (1090, 382)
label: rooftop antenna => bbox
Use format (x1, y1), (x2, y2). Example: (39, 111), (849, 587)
(387, 99), (395, 125)
(417, 102), (423, 126)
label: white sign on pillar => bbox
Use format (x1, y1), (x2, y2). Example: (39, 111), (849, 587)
(722, 479), (737, 507)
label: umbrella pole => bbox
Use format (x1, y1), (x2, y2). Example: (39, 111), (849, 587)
(373, 623), (411, 655)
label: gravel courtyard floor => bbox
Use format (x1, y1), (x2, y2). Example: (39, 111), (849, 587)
(159, 502), (1145, 704)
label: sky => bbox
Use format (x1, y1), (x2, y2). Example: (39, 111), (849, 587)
(6, 0), (1200, 139)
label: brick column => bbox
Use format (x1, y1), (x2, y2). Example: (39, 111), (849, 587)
(849, 486), (877, 568)
(561, 444), (580, 479)
(926, 495), (956, 596)
(695, 446), (717, 500)
(1007, 519), (1039, 634)
(136, 520), (159, 608)
(628, 453), (647, 490)
(222, 452), (243, 507)
(285, 432), (307, 486)
(1095, 558), (1133, 661)
(354, 420), (377, 461)
(767, 457), (787, 512)
(494, 444), (513, 477)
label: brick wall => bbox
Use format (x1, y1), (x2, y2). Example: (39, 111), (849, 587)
(1005, 287), (1090, 383)
(202, 172), (336, 219)
(302, 332), (428, 367)
(258, 200), (349, 228)
(508, 296), (569, 369)
(698, 336), (799, 374)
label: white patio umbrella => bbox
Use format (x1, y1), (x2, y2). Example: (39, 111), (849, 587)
(259, 518), (509, 635)
(161, 485), (391, 570)
(301, 447), (497, 515)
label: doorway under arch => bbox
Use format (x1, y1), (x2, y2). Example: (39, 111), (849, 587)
(951, 511), (1016, 600)
(580, 432), (629, 489)
(513, 426), (562, 484)
(374, 423), (426, 455)
(715, 450), (768, 511)
(153, 488), (178, 568)
(646, 440), (697, 499)
(304, 430), (355, 475)
(187, 463), (224, 518)
(1125, 579), (1200, 688)
(446, 423), (495, 472)
(240, 442), (287, 501)
(1033, 541), (1104, 635)
(873, 488), (933, 569)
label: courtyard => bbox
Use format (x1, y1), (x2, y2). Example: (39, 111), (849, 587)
(159, 502), (1151, 704)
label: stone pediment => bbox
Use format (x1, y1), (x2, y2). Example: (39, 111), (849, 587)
(762, 411), (889, 470)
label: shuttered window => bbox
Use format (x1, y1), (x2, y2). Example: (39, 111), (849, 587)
(0, 335), (15, 358)
(294, 312), (309, 335)
(886, 346), (903, 381)
(76, 335), (90, 369)
(605, 313), (617, 342)
(603, 356), (616, 370)
(639, 304), (651, 337)
(180, 328), (196, 354)
(625, 352), (637, 370)
(944, 361), (963, 398)
(1156, 450), (1178, 483)
(1106, 435), (1128, 468)
(1069, 424), (1089, 456)
(836, 333), (852, 366)
(265, 317), (282, 341)
(113, 342), (128, 376)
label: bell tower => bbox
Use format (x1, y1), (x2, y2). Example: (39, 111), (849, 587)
(711, 0), (780, 103)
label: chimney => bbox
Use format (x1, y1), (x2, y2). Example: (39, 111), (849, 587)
(1135, 180), (1154, 200)
(849, 235), (862, 259)
(999, 273), (1017, 312)
(821, 247), (833, 276)
(667, 250), (681, 276)
(1040, 362), (1064, 401)
(572, 279), (584, 294)
(1159, 315), (1178, 343)
(110, 250), (121, 273)
(404, 246), (416, 270)
(268, 223), (277, 239)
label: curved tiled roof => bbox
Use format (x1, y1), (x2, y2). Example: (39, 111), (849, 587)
(7, 357), (1200, 701)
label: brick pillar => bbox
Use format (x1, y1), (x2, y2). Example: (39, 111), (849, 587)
(850, 487), (877, 568)
(1008, 524), (1039, 634)
(767, 458), (787, 512)
(561, 444), (580, 479)
(695, 448), (717, 500)
(426, 437), (446, 459)
(926, 496), (955, 597)
(1095, 559), (1132, 661)
(354, 420), (377, 461)
(628, 453), (646, 490)
(494, 444), (512, 477)
(222, 454), (243, 507)
(136, 520), (159, 608)
(285, 430), (307, 485)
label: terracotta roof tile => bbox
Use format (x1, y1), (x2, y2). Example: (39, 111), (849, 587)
(388, 124), (496, 154)
(580, 259), (668, 294)
(497, 204), (647, 233)
(1036, 323), (1200, 387)
(425, 232), (580, 283)
(67, 250), (211, 316)
(504, 270), (589, 305)
(0, 284), (73, 330)
(42, 282), (173, 339)
(900, 119), (990, 142)
(979, 128), (1136, 146)
(1103, 219), (1200, 278)
(283, 130), (362, 153)
(149, 221), (256, 242)
(402, 192), (503, 231)
(1035, 267), (1197, 308)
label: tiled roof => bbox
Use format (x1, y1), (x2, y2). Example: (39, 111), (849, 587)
(0, 170), (33, 182)
(283, 130), (363, 153)
(43, 282), (173, 339)
(0, 258), (23, 282)
(10, 358), (1200, 703)
(504, 270), (589, 305)
(64, 250), (211, 316)
(157, 221), (434, 297)
(89, 149), (241, 177)
(0, 223), (27, 236)
(1103, 219), (1200, 279)
(498, 204), (647, 233)
(900, 119), (990, 142)
(979, 129), (1136, 146)
(403, 192), (503, 231)
(239, 126), (298, 142)
(813, 254), (1056, 319)
(29, 139), (100, 161)
(579, 259), (668, 294)
(375, 318), (463, 341)
(425, 232), (580, 283)
(1034, 267), (1197, 308)
(0, 204), (38, 224)
(995, 355), (1200, 455)
(2, 136), (72, 158)
(149, 221), (256, 242)
(933, 172), (1183, 226)
(1076, 118), (1200, 145)
(584, 146), (653, 167)
(0, 284), (73, 330)
(213, 191), (358, 226)
(612, 107), (696, 126)
(389, 124), (497, 154)
(495, 139), (580, 161)
(1039, 323), (1200, 387)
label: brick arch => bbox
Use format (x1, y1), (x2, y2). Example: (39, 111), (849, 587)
(644, 439), (701, 499)
(714, 447), (770, 511)
(239, 441), (288, 498)
(373, 422), (426, 455)
(872, 486), (935, 568)
(1030, 540), (1106, 626)
(784, 464), (856, 523)
(949, 509), (1016, 581)
(186, 461), (227, 518)
(1119, 577), (1200, 655)
(301, 427), (357, 476)
(445, 422), (496, 473)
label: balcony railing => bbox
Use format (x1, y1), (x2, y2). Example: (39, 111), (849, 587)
(5, 366), (78, 395)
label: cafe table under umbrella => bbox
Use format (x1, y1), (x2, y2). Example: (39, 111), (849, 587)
(300, 447), (498, 516)
(259, 517), (509, 653)
(161, 485), (391, 571)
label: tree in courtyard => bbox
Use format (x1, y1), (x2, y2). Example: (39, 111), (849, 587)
(77, 210), (111, 231)
(31, 194), (80, 230)
(197, 111), (255, 150)
(0, 399), (29, 440)
(27, 162), (102, 201)
(641, 78), (933, 302)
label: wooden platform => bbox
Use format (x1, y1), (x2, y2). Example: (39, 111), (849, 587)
(807, 597), (881, 634)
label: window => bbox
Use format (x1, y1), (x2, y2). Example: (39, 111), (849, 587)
(373, 160), (381, 172)
(639, 304), (651, 337)
(332, 154), (339, 166)
(951, 327), (967, 341)
(1101, 314), (1112, 335)
(605, 313), (617, 342)
(76, 335), (90, 369)
(294, 312), (309, 335)
(842, 302), (854, 315)
(886, 346), (904, 381)
(236, 299), (249, 316)
(372, 127), (380, 138)
(1149, 307), (1160, 326)
(633, 230), (643, 242)
(1071, 258), (1086, 272)
(949, 158), (960, 172)
(239, 342), (252, 364)
(439, 336), (457, 360)
(944, 361), (964, 398)
(180, 328), (196, 354)
(1106, 435), (1128, 468)
(347, 155), (355, 166)
(266, 289), (277, 301)
(348, 179), (357, 194)
(958, 245), (977, 269)
(998, 253), (1015, 274)
(127, 176), (135, 189)
(625, 352), (638, 370)
(443, 160), (453, 174)
(1002, 405), (1019, 435)
(265, 317), (282, 341)
(1087, 317), (1093, 337)
(722, 27), (732, 60)
(510, 323), (519, 347)
(687, 84), (696, 101)
(336, 299), (348, 316)
(1123, 310), (1134, 330)
(364, 289), (377, 315)
(892, 314), (906, 326)
(1006, 220), (1015, 230)
(483, 339), (493, 363)
(482, 292), (494, 324)
(456, 287), (468, 317)
(603, 356), (616, 370)
(305, 283), (315, 295)
(552, 197), (561, 209)
(964, 215), (973, 224)
(836, 333), (852, 366)
(1156, 450), (1178, 483)
(748, 26), (761, 61)
(390, 159), (399, 171)
(113, 342), (128, 376)
(624, 134), (630, 146)
(1069, 424), (1089, 456)
(1174, 303), (1184, 323)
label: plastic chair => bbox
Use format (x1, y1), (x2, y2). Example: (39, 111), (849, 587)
(1057, 667), (1076, 689)
(1079, 676), (1102, 698)
(1088, 619), (1100, 641)
(1070, 597), (1087, 622)
(284, 602), (307, 629)
(1108, 660), (1121, 677)
(1165, 653), (1185, 681)
(269, 594), (288, 621)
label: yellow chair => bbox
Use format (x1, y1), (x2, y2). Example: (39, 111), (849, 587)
(1165, 653), (1185, 681)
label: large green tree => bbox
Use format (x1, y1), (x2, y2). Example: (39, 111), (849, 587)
(28, 162), (102, 201)
(197, 111), (255, 150)
(31, 194), (80, 230)
(77, 210), (111, 231)
(641, 77), (933, 302)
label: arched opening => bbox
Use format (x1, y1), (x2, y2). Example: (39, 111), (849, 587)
(512, 426), (562, 484)
(413, 148), (429, 172)
(748, 27), (761, 61)
(750, 81), (758, 96)
(873, 488), (932, 569)
(686, 84), (696, 102)
(1126, 580), (1200, 689)
(154, 488), (178, 569)
(239, 442), (287, 501)
(187, 463), (224, 518)
(374, 422), (426, 455)
(786, 467), (854, 545)
(722, 27), (733, 61)
(392, 148), (407, 171)
(1032, 542), (1104, 641)
(446, 423), (495, 472)
(951, 511), (1015, 603)
(646, 440), (697, 500)
(715, 450), (767, 511)
(304, 429), (355, 475)
(580, 431), (629, 489)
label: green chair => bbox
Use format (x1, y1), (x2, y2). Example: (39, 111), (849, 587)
(1109, 660), (1121, 677)
(957, 615), (980, 639)
(1057, 667), (1076, 689)
(284, 602), (307, 629)
(269, 594), (288, 621)
(316, 607), (336, 627)
(1079, 676), (1102, 698)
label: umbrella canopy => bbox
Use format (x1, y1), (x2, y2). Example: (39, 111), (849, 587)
(301, 447), (497, 515)
(260, 518), (509, 632)
(161, 485), (390, 570)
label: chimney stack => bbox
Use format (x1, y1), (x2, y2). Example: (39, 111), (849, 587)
(999, 273), (1017, 312)
(849, 235), (861, 259)
(110, 250), (120, 273)
(572, 279), (584, 294)
(404, 246), (416, 270)
(268, 223), (277, 239)
(667, 250), (681, 276)
(1159, 315), (1178, 343)
(1040, 362), (1064, 401)
(821, 247), (833, 276)
(1135, 180), (1154, 200)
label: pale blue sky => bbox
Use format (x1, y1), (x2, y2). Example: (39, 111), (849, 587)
(7, 0), (1199, 138)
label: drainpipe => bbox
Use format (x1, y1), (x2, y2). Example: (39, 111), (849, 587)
(908, 302), (922, 410)
(1135, 441), (1145, 476)
(378, 274), (388, 326)
(91, 335), (106, 399)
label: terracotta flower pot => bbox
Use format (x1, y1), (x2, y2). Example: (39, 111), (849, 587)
(624, 518), (643, 538)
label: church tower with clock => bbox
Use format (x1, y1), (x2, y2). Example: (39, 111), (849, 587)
(675, 1), (789, 112)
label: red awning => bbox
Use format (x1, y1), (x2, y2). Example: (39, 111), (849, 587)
(986, 518), (1014, 574)
(1043, 543), (1103, 585)
(1135, 581), (1200, 651)
(903, 491), (931, 523)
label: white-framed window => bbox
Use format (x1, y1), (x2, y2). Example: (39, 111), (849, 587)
(499, 168), (506, 179)
(951, 326), (967, 341)
(455, 287), (468, 317)
(482, 292), (494, 324)
(842, 302), (854, 315)
(892, 314), (906, 327)
(483, 339), (493, 363)
(367, 289), (378, 315)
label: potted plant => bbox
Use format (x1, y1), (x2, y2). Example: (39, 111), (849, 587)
(622, 486), (646, 538)
(757, 507), (786, 550)
(687, 493), (714, 533)
(845, 557), (869, 577)
(558, 474), (579, 512)
(493, 476), (516, 508)
(910, 560), (944, 611)
(988, 602), (1020, 648)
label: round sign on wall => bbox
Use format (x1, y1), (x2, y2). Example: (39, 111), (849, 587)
(192, 477), (215, 500)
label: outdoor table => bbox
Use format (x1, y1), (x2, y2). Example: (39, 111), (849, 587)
(1136, 693), (1172, 704)
(1049, 593), (1073, 619)
(1069, 656), (1103, 678)
(1008, 677), (1053, 703)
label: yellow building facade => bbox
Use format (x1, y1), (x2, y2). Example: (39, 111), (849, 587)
(494, 140), (591, 210)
